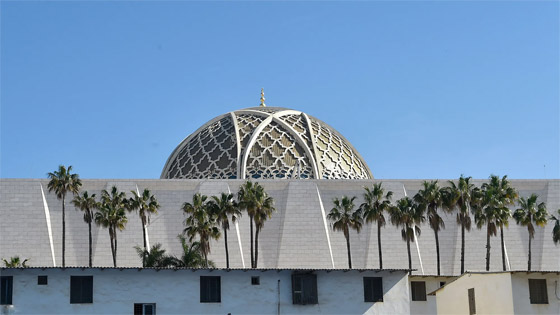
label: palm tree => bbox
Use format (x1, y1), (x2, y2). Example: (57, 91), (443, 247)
(208, 192), (242, 268)
(552, 210), (560, 245)
(134, 243), (175, 268)
(171, 235), (214, 268)
(513, 194), (548, 271)
(414, 180), (445, 275)
(359, 183), (393, 269)
(328, 196), (363, 269)
(238, 180), (275, 268)
(442, 175), (476, 274)
(390, 197), (425, 274)
(2, 256), (29, 267)
(72, 191), (98, 267)
(95, 186), (128, 267)
(47, 165), (82, 267)
(473, 175), (518, 271)
(128, 189), (160, 267)
(183, 193), (221, 266)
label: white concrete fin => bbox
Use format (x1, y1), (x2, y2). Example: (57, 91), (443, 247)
(403, 184), (424, 275)
(135, 185), (151, 251)
(228, 185), (245, 268)
(317, 186), (335, 268)
(40, 184), (56, 267)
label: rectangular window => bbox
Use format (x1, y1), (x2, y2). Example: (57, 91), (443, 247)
(528, 279), (548, 304)
(0, 276), (13, 305)
(411, 281), (427, 301)
(70, 276), (93, 304)
(134, 303), (156, 315)
(292, 273), (318, 305)
(251, 276), (260, 285)
(364, 277), (383, 302)
(38, 276), (48, 285)
(440, 281), (446, 287)
(468, 288), (476, 315)
(200, 276), (221, 303)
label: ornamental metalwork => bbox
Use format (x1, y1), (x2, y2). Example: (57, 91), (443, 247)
(161, 107), (373, 180)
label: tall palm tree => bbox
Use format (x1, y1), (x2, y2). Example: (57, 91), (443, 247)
(171, 235), (214, 268)
(72, 191), (98, 267)
(552, 209), (560, 245)
(252, 186), (275, 269)
(208, 192), (242, 269)
(359, 183), (393, 269)
(442, 175), (476, 274)
(414, 180), (445, 275)
(47, 165), (82, 267)
(183, 193), (221, 266)
(128, 189), (160, 267)
(95, 186), (128, 267)
(328, 196), (363, 269)
(390, 197), (425, 274)
(2, 256), (29, 268)
(513, 194), (548, 271)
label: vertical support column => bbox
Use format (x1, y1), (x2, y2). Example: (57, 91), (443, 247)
(40, 184), (57, 267)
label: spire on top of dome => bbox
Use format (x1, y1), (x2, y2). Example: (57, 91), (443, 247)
(260, 88), (266, 107)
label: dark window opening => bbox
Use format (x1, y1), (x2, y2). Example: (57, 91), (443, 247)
(251, 276), (260, 285)
(200, 276), (221, 303)
(70, 276), (93, 304)
(468, 288), (476, 315)
(134, 303), (156, 315)
(528, 279), (548, 304)
(292, 273), (318, 305)
(38, 276), (48, 285)
(440, 281), (446, 287)
(411, 281), (427, 301)
(1, 276), (13, 305)
(364, 277), (383, 302)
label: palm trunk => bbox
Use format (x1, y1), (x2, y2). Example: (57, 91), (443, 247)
(255, 226), (260, 269)
(250, 215), (254, 268)
(141, 216), (147, 267)
(345, 229), (352, 269)
(406, 231), (412, 275)
(62, 194), (66, 267)
(114, 226), (118, 268)
(88, 219), (92, 267)
(460, 222), (465, 274)
(109, 227), (116, 268)
(377, 220), (383, 269)
(500, 226), (506, 271)
(435, 229), (441, 275)
(485, 223), (491, 271)
(224, 226), (230, 269)
(528, 234), (532, 271)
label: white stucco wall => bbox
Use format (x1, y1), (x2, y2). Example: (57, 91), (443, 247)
(0, 268), (410, 314)
(511, 273), (560, 314)
(435, 273), (515, 315)
(409, 276), (455, 315)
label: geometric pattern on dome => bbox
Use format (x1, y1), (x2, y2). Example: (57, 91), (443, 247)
(161, 107), (373, 180)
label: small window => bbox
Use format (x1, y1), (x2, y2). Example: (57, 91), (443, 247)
(1, 276), (13, 305)
(70, 276), (93, 304)
(364, 277), (383, 302)
(200, 276), (221, 303)
(38, 276), (48, 285)
(528, 279), (548, 304)
(134, 303), (156, 315)
(251, 276), (260, 285)
(292, 273), (318, 305)
(411, 281), (427, 301)
(468, 288), (476, 315)
(440, 281), (446, 287)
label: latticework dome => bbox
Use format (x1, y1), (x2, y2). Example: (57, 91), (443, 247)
(161, 107), (373, 180)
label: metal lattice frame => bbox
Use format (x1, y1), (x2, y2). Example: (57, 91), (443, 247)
(161, 107), (373, 179)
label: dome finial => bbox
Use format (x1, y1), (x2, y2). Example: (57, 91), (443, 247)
(260, 88), (266, 107)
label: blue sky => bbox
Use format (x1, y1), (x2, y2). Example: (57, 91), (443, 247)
(1, 1), (558, 179)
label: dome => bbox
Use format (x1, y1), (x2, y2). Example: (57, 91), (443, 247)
(161, 106), (373, 180)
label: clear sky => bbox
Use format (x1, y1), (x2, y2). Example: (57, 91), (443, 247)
(1, 1), (558, 180)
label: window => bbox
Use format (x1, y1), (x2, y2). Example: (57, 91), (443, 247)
(200, 276), (221, 303)
(1, 276), (13, 305)
(38, 276), (48, 285)
(411, 281), (427, 301)
(364, 277), (383, 302)
(468, 288), (476, 315)
(292, 273), (318, 305)
(528, 279), (548, 304)
(70, 276), (93, 304)
(251, 276), (260, 285)
(134, 303), (156, 315)
(440, 281), (446, 287)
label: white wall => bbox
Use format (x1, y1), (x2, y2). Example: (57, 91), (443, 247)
(0, 268), (410, 314)
(409, 276), (455, 315)
(511, 273), (560, 314)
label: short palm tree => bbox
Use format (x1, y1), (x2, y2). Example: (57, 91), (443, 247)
(208, 192), (242, 268)
(171, 235), (214, 268)
(47, 165), (82, 267)
(95, 186), (128, 267)
(328, 196), (363, 269)
(552, 209), (560, 245)
(2, 256), (29, 268)
(390, 197), (424, 274)
(183, 193), (221, 267)
(72, 191), (98, 267)
(513, 194), (548, 271)
(359, 183), (393, 269)
(414, 180), (445, 275)
(442, 175), (476, 274)
(134, 243), (175, 268)
(128, 189), (160, 267)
